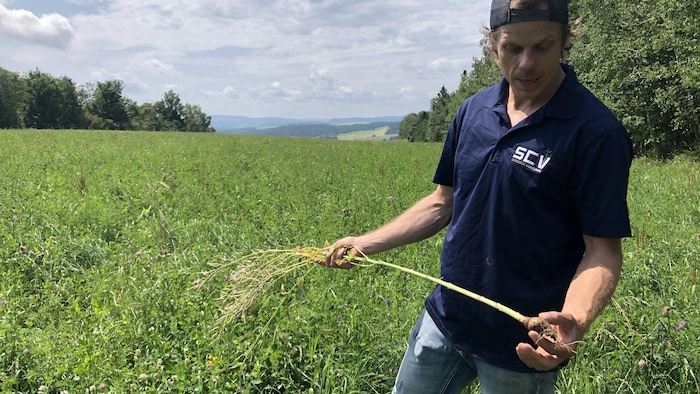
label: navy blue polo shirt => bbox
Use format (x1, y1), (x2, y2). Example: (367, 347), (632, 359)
(426, 64), (633, 372)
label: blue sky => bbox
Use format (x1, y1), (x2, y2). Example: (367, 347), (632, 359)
(0, 0), (492, 119)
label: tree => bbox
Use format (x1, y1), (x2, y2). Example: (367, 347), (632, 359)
(131, 102), (163, 131)
(154, 90), (185, 131)
(427, 86), (453, 142)
(400, 37), (501, 144)
(0, 68), (26, 128)
(88, 80), (130, 130)
(401, 0), (700, 156)
(448, 55), (502, 119)
(569, 0), (700, 157)
(24, 70), (83, 129)
(399, 111), (429, 142)
(1, 67), (215, 133)
(182, 103), (214, 132)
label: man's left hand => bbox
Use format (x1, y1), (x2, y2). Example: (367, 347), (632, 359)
(515, 311), (580, 371)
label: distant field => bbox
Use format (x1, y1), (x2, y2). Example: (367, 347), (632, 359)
(336, 125), (397, 141)
(0, 129), (697, 393)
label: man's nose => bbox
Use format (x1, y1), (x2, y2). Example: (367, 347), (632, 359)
(519, 49), (536, 71)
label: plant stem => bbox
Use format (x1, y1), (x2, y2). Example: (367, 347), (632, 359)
(352, 255), (526, 324)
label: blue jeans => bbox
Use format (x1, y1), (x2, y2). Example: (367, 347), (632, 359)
(392, 310), (558, 394)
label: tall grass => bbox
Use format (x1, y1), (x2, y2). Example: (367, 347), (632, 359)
(0, 129), (697, 393)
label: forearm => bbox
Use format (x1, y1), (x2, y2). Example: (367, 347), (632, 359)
(355, 185), (453, 255)
(561, 236), (623, 335)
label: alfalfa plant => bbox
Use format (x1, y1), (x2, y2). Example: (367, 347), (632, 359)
(198, 246), (570, 350)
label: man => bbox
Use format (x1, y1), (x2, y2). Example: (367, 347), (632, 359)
(324, 0), (633, 392)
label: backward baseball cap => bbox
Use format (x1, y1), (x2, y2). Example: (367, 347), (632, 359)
(490, 0), (568, 30)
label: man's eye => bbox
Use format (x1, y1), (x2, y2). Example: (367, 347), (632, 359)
(536, 42), (554, 51)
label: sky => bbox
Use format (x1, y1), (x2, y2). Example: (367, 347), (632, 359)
(0, 0), (492, 119)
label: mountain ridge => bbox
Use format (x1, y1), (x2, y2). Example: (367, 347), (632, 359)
(211, 115), (404, 132)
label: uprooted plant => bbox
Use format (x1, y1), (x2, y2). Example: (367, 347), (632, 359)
(197, 245), (573, 352)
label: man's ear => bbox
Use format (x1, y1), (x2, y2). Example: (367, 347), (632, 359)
(488, 31), (499, 59)
(560, 37), (572, 59)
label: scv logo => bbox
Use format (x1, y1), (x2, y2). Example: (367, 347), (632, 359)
(511, 146), (551, 173)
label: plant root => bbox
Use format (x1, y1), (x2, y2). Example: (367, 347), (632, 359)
(524, 316), (559, 341)
(523, 316), (577, 355)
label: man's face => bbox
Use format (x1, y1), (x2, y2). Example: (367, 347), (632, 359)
(492, 21), (565, 104)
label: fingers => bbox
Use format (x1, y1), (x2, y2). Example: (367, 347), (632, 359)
(536, 312), (581, 353)
(318, 240), (356, 269)
(528, 331), (576, 358)
(517, 312), (580, 371)
(516, 328), (576, 372)
(327, 247), (350, 269)
(537, 311), (576, 328)
(516, 342), (560, 371)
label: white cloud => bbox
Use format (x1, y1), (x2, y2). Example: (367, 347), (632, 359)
(0, 4), (74, 48)
(429, 57), (465, 70)
(88, 68), (126, 81)
(261, 81), (302, 100)
(142, 59), (175, 75)
(201, 86), (240, 100)
(88, 69), (149, 93)
(306, 65), (356, 100)
(1, 0), (493, 118)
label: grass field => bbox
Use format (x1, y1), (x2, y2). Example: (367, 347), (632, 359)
(0, 129), (697, 393)
(336, 126), (396, 141)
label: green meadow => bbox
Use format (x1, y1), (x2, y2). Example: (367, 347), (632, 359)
(0, 129), (697, 393)
(336, 126), (394, 141)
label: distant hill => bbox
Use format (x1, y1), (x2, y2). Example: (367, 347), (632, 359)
(211, 115), (404, 140)
(210, 115), (321, 131)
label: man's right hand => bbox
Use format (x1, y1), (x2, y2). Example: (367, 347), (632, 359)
(318, 237), (364, 269)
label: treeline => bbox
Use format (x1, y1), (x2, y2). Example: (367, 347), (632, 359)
(0, 68), (214, 132)
(234, 121), (399, 139)
(399, 0), (700, 158)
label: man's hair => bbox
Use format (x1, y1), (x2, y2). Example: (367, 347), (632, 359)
(486, 0), (577, 59)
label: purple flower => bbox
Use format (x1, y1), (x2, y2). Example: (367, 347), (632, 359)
(675, 320), (688, 331)
(385, 298), (391, 307)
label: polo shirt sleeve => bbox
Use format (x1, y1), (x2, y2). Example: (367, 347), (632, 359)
(571, 119), (633, 238)
(433, 105), (465, 187)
